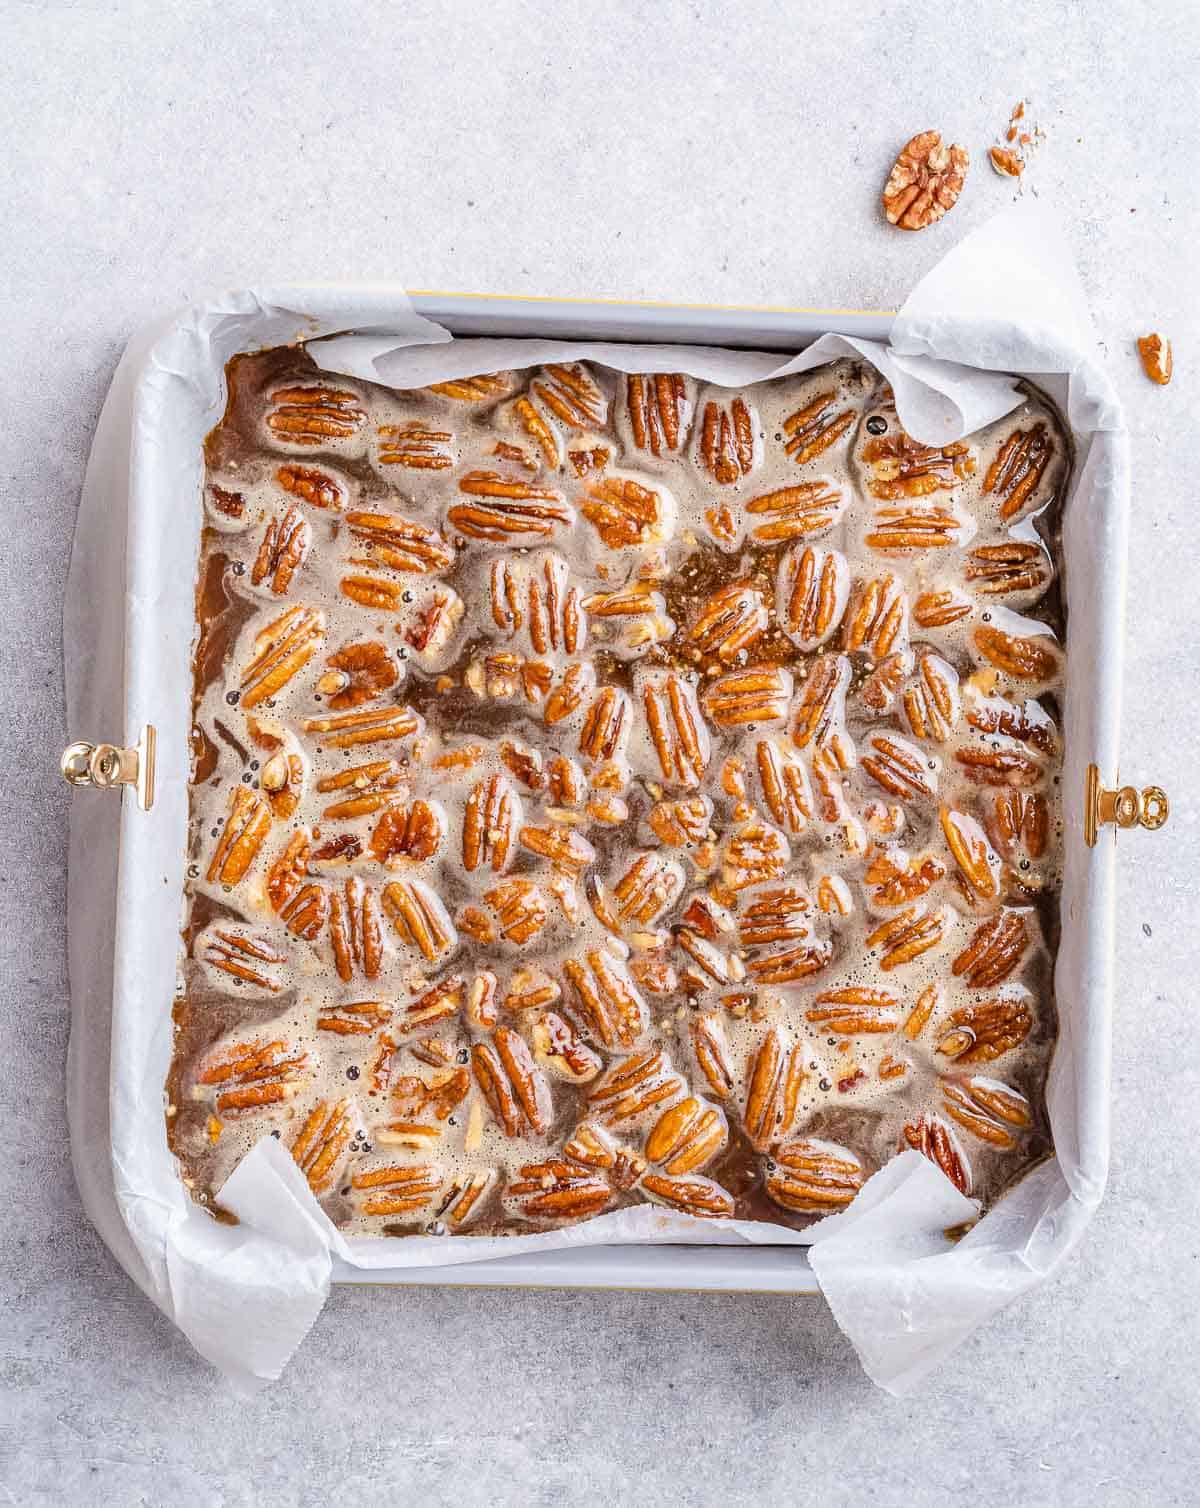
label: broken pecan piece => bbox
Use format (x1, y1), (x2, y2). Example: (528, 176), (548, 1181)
(755, 739), (813, 835)
(490, 552), (585, 656)
(436, 1170), (497, 1230)
(483, 878), (549, 946)
(862, 431), (975, 498)
(953, 745), (1042, 787)
(791, 653), (849, 748)
(766, 1139), (865, 1213)
(940, 806), (1001, 902)
(427, 373), (511, 401)
(611, 851), (684, 926)
(1137, 332), (1172, 386)
(530, 363), (607, 429)
(316, 1000), (392, 1036)
(531, 1010), (603, 1084)
(882, 131), (969, 231)
(913, 588), (972, 629)
(722, 821), (791, 894)
(206, 785), (273, 888)
(648, 794), (713, 848)
(690, 1012), (735, 1101)
(584, 583), (674, 656)
(579, 685), (632, 761)
(864, 849), (946, 908)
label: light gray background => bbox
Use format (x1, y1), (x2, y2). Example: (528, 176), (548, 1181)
(4, 1), (1197, 1504)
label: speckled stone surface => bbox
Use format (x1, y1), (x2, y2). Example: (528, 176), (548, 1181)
(3, 1), (1198, 1502)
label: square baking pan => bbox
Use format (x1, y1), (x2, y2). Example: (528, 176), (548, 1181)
(64, 288), (1167, 1301)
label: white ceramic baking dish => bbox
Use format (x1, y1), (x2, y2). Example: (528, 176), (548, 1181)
(64, 286), (1168, 1311)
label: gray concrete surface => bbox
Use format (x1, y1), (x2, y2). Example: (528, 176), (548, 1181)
(3, 1), (1198, 1503)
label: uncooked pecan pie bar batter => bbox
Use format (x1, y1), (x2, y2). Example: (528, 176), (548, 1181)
(168, 348), (1067, 1236)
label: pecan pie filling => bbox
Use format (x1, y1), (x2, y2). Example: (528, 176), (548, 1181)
(169, 349), (1068, 1236)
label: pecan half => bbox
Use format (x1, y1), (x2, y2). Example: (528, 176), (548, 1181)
(611, 852), (684, 926)
(563, 1123), (646, 1187)
(990, 791), (1050, 862)
(473, 1026), (552, 1137)
(937, 993), (1032, 1064)
(973, 625), (1060, 681)
(195, 1037), (311, 1116)
(901, 652), (960, 742)
(645, 1097), (728, 1174)
(952, 910), (1029, 987)
(627, 373), (690, 455)
(865, 904), (947, 970)
(482, 878), (549, 945)
(587, 1048), (686, 1128)
(251, 506), (311, 595)
(369, 800), (444, 864)
(345, 510), (454, 573)
(530, 363), (607, 429)
(462, 774), (520, 873)
(320, 640), (399, 711)
(351, 1164), (441, 1218)
(806, 986), (901, 1034)
(240, 605), (325, 708)
(584, 583), (674, 656)
(267, 385), (365, 445)
(327, 877), (384, 983)
(490, 552), (585, 656)
(965, 695), (1057, 755)
(380, 878), (457, 960)
(450, 473), (572, 540)
(579, 685), (632, 761)
(703, 665), (792, 730)
(377, 423), (453, 469)
(782, 392), (855, 465)
(303, 705), (421, 748)
(756, 739), (813, 834)
(862, 732), (938, 801)
(640, 1172), (735, 1219)
(913, 588), (972, 629)
(865, 504), (966, 551)
(642, 672), (710, 787)
(317, 758), (406, 819)
(581, 475), (671, 549)
(206, 787), (272, 886)
(316, 1000), (392, 1036)
(903, 1115), (971, 1195)
(766, 1139), (865, 1212)
(882, 131), (969, 230)
(953, 745), (1042, 787)
(779, 544), (850, 650)
(648, 794), (713, 847)
(564, 949), (649, 1051)
(745, 482), (844, 542)
(843, 575), (908, 659)
(941, 1075), (1032, 1148)
(689, 583), (769, 663)
(276, 463), (345, 510)
(291, 1099), (354, 1195)
(506, 1160), (614, 1222)
(196, 923), (288, 994)
(940, 806), (1001, 902)
(966, 541), (1051, 598)
(427, 373), (511, 401)
(983, 422), (1053, 519)
(862, 431), (975, 498)
(791, 654), (848, 748)
(700, 396), (757, 484)
(743, 1028), (806, 1150)
(690, 1012), (735, 1100)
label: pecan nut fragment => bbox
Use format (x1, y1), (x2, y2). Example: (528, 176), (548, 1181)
(564, 949), (649, 1051)
(1137, 332), (1173, 386)
(745, 482), (844, 542)
(463, 774), (520, 873)
(303, 704), (420, 749)
(195, 1037), (311, 1116)
(531, 1010), (603, 1083)
(965, 692), (1057, 754)
(742, 1028), (806, 1150)
(627, 373), (690, 455)
(865, 904), (948, 971)
(902, 1115), (971, 1195)
(703, 665), (793, 730)
(482, 878), (549, 945)
(321, 640), (399, 711)
(329, 877), (384, 982)
(505, 1160), (614, 1223)
(645, 1097), (728, 1175)
(722, 821), (791, 894)
(377, 423), (453, 470)
(983, 421), (1053, 519)
(435, 1170), (497, 1230)
(806, 987), (901, 1034)
(473, 1026), (552, 1137)
(276, 463), (346, 510)
(196, 923), (288, 994)
(765, 1139), (865, 1213)
(913, 588), (972, 629)
(901, 652), (960, 742)
(587, 1048), (686, 1128)
(396, 975), (465, 1036)
(581, 474), (672, 549)
(251, 506), (311, 595)
(351, 1164), (441, 1218)
(973, 624), (1060, 682)
(953, 745), (1042, 788)
(952, 910), (1029, 987)
(648, 795), (713, 848)
(937, 993), (1033, 1064)
(291, 1098), (355, 1195)
(882, 131), (969, 231)
(863, 431), (975, 498)
(941, 1074), (1032, 1148)
(520, 824), (596, 880)
(240, 605), (325, 708)
(450, 473), (573, 541)
(563, 1123), (646, 1188)
(782, 392), (855, 466)
(642, 671), (710, 787)
(641, 1171), (735, 1219)
(864, 849), (946, 908)
(689, 583), (769, 663)
(206, 787), (273, 887)
(862, 732), (938, 802)
(267, 385), (366, 446)
(699, 396), (757, 484)
(381, 878), (457, 961)
(779, 544), (850, 651)
(584, 583), (674, 656)
(345, 510), (455, 574)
